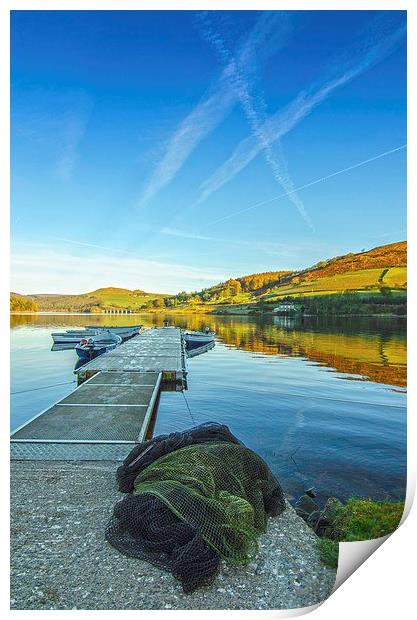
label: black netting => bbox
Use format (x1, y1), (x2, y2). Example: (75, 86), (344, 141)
(116, 422), (242, 493)
(106, 424), (286, 593)
(106, 493), (221, 592)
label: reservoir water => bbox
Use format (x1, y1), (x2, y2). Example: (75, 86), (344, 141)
(10, 313), (406, 504)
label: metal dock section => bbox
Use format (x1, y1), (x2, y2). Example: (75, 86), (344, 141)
(11, 328), (187, 461)
(76, 327), (186, 387)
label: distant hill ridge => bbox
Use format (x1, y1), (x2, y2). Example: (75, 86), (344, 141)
(162, 241), (406, 307)
(88, 287), (148, 295)
(10, 240), (406, 312)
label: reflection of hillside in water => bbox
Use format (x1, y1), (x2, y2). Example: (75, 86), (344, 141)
(10, 313), (142, 329)
(11, 313), (406, 388)
(154, 314), (406, 389)
(213, 316), (406, 389)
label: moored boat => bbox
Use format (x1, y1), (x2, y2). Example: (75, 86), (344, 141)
(52, 325), (141, 345)
(51, 330), (101, 344)
(75, 333), (122, 361)
(84, 324), (142, 335)
(186, 340), (215, 358)
(184, 330), (215, 350)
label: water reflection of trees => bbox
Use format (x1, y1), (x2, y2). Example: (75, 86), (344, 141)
(11, 313), (406, 388)
(152, 314), (406, 389)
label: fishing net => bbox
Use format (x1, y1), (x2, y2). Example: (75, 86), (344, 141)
(106, 434), (285, 593)
(107, 493), (221, 592)
(116, 422), (242, 493)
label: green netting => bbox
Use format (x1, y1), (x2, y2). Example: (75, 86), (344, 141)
(106, 430), (286, 592)
(132, 441), (285, 565)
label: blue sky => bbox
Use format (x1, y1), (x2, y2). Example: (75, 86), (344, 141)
(11, 10), (406, 294)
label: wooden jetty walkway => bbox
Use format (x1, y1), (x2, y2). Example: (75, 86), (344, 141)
(10, 327), (187, 461)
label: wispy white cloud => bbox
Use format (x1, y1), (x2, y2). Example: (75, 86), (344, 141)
(11, 245), (229, 295)
(196, 12), (312, 228)
(197, 14), (406, 207)
(53, 237), (137, 254)
(11, 235), (351, 295)
(55, 108), (92, 182)
(139, 11), (292, 205)
(157, 226), (328, 260)
(56, 228), (311, 260)
(158, 227), (214, 242)
(12, 88), (93, 182)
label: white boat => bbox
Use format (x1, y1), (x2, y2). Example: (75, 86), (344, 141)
(84, 324), (142, 335)
(184, 330), (215, 349)
(75, 333), (122, 361)
(51, 325), (141, 344)
(51, 330), (102, 344)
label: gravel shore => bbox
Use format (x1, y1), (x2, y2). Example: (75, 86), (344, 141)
(11, 461), (336, 610)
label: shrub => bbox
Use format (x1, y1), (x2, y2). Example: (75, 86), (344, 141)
(318, 538), (339, 569)
(334, 498), (404, 541)
(317, 498), (404, 569)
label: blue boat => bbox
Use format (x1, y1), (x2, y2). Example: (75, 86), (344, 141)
(75, 333), (122, 361)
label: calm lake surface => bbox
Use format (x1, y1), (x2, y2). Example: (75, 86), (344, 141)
(10, 313), (407, 504)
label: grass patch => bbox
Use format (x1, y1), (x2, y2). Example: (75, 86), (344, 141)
(318, 538), (339, 569)
(211, 292), (252, 305)
(317, 498), (405, 569)
(383, 267), (407, 288)
(334, 498), (404, 541)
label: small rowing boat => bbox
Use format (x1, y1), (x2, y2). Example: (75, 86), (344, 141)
(186, 340), (215, 358)
(51, 325), (141, 345)
(84, 325), (142, 335)
(75, 333), (122, 361)
(184, 330), (215, 350)
(51, 330), (101, 344)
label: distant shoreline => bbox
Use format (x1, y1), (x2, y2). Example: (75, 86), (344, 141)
(10, 310), (407, 318)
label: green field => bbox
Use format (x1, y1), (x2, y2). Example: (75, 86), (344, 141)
(383, 267), (407, 288)
(260, 267), (407, 301)
(89, 288), (166, 309)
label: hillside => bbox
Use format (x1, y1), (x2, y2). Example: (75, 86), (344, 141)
(164, 271), (294, 308)
(162, 241), (406, 310)
(286, 241), (405, 282)
(10, 241), (406, 314)
(259, 241), (406, 302)
(21, 287), (166, 313)
(10, 293), (37, 312)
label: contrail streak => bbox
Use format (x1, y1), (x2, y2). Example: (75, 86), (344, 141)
(198, 14), (406, 206)
(208, 144), (406, 226)
(139, 11), (292, 205)
(197, 12), (313, 228)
